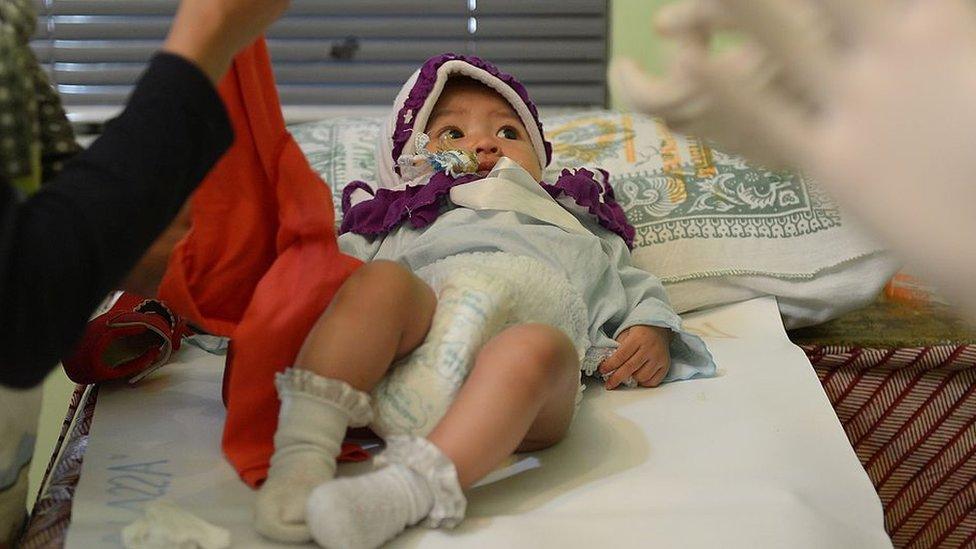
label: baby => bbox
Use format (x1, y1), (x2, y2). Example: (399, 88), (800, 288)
(255, 54), (715, 548)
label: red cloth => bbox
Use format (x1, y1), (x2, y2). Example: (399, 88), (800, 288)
(158, 39), (363, 487)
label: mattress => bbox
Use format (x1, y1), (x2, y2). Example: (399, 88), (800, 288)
(39, 297), (891, 548)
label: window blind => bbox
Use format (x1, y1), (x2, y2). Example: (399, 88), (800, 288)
(31, 0), (609, 123)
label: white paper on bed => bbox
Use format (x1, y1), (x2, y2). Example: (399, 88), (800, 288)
(64, 297), (891, 549)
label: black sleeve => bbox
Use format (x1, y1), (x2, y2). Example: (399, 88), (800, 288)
(0, 53), (234, 388)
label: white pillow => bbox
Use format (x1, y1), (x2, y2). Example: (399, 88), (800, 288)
(291, 110), (899, 328)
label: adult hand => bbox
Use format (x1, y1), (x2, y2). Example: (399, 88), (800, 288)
(162, 0), (291, 82)
(609, 0), (828, 169)
(599, 325), (672, 390)
(611, 0), (976, 318)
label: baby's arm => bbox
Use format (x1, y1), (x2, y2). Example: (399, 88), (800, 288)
(600, 324), (672, 389)
(593, 225), (715, 388)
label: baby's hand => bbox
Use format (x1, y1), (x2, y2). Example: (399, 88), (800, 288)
(599, 325), (672, 390)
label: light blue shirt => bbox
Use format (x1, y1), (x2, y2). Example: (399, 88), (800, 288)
(339, 206), (715, 383)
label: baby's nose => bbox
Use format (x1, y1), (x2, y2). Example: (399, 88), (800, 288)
(473, 137), (500, 156)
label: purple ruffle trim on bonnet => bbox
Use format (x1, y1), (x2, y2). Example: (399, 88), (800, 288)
(541, 168), (635, 249)
(339, 172), (481, 237)
(340, 168), (636, 249)
(390, 53), (553, 173)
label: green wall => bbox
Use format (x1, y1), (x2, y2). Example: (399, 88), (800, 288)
(609, 0), (677, 107)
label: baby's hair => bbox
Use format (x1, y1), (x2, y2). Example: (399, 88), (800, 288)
(442, 75), (491, 93)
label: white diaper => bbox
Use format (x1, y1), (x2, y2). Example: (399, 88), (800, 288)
(370, 252), (590, 438)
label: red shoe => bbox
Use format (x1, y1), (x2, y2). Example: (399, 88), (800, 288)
(62, 293), (191, 384)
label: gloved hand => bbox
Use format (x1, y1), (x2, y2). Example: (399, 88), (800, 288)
(610, 0), (976, 318)
(610, 0), (839, 169)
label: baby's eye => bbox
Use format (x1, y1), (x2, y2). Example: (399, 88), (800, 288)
(497, 127), (519, 140)
(439, 128), (464, 141)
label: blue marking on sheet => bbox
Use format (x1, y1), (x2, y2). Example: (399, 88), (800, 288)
(104, 457), (172, 513)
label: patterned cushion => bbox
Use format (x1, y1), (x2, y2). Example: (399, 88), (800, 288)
(290, 110), (899, 327)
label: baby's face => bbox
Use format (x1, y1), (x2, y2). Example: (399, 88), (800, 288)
(424, 81), (543, 181)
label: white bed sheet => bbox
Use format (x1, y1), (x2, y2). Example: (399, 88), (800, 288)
(64, 297), (892, 548)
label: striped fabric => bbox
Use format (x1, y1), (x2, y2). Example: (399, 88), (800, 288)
(804, 344), (976, 548)
(19, 385), (98, 549)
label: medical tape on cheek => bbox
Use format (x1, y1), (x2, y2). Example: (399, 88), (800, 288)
(396, 133), (479, 179)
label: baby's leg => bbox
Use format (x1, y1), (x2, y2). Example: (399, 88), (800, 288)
(295, 259), (437, 390)
(256, 260), (436, 543)
(306, 324), (579, 549)
(428, 323), (580, 487)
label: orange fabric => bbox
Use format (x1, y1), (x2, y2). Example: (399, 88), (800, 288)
(159, 39), (362, 487)
(884, 271), (947, 306)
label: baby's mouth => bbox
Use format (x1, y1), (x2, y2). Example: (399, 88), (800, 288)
(477, 158), (497, 172)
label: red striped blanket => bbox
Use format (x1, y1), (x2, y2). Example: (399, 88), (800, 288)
(792, 296), (976, 549)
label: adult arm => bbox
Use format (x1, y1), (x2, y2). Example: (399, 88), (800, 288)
(596, 227), (716, 385)
(0, 53), (233, 388)
(0, 0), (290, 387)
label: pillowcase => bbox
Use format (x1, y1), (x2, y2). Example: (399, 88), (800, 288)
(290, 115), (382, 222)
(291, 110), (899, 328)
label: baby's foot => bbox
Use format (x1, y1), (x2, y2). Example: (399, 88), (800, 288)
(307, 463), (432, 549)
(306, 436), (465, 549)
(254, 369), (373, 543)
(255, 453), (333, 542)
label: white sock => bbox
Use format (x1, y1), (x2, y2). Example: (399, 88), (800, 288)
(255, 369), (372, 543)
(306, 436), (466, 549)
